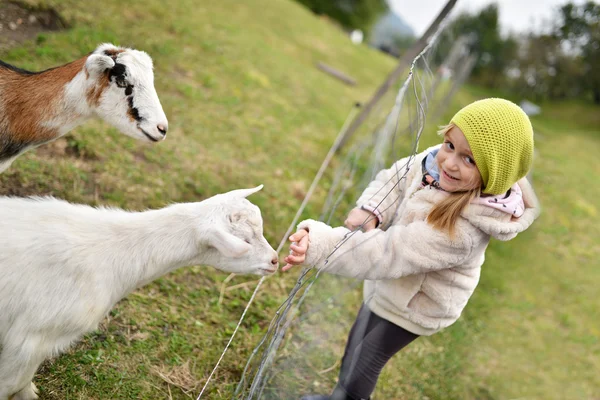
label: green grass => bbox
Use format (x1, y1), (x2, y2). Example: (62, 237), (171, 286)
(1, 0), (599, 399)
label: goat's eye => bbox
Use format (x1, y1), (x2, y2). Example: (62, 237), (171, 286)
(115, 76), (127, 88)
(244, 239), (251, 244)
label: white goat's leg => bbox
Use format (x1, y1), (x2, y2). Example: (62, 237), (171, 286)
(12, 383), (39, 400)
(0, 336), (46, 400)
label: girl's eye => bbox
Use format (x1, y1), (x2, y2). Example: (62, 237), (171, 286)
(465, 156), (475, 165)
(445, 141), (454, 150)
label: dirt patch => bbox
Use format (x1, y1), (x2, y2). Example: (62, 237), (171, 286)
(32, 136), (70, 158)
(0, 0), (67, 52)
(0, 171), (52, 196)
(33, 135), (99, 161)
(151, 361), (201, 395)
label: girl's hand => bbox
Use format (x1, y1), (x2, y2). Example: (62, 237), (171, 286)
(282, 229), (309, 271)
(345, 207), (377, 232)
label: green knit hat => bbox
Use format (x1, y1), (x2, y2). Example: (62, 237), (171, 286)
(450, 98), (534, 195)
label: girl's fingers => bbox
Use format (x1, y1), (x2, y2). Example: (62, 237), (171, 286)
(290, 243), (306, 254)
(289, 229), (308, 242)
(299, 234), (309, 247)
(282, 263), (295, 272)
(283, 252), (305, 270)
(284, 254), (305, 264)
(284, 229), (309, 273)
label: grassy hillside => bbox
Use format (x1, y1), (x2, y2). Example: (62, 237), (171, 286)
(1, 0), (599, 399)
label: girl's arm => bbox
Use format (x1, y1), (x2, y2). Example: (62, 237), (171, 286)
(284, 219), (474, 280)
(355, 155), (414, 228)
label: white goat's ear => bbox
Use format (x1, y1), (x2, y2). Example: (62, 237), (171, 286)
(85, 54), (115, 77)
(228, 211), (245, 224)
(208, 227), (252, 258)
(224, 185), (264, 199)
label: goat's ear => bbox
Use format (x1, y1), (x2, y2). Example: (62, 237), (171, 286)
(208, 227), (252, 258)
(228, 210), (245, 224)
(85, 54), (115, 77)
(225, 185), (263, 199)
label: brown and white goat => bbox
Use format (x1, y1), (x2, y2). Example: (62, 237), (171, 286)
(0, 43), (168, 173)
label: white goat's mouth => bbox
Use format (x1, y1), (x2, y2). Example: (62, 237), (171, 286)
(138, 127), (161, 142)
(259, 267), (277, 275)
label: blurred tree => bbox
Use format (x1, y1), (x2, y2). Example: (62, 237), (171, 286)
(294, 0), (389, 34)
(434, 4), (518, 88)
(556, 1), (600, 103)
(435, 1), (598, 104)
(510, 33), (584, 102)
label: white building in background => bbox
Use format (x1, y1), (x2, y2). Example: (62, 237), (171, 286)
(520, 100), (541, 116)
(350, 29), (364, 44)
(369, 10), (415, 56)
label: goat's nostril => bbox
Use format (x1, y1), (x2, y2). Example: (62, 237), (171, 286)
(271, 257), (279, 267)
(157, 124), (167, 136)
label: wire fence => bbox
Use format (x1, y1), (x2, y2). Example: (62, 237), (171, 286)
(197, 10), (476, 400)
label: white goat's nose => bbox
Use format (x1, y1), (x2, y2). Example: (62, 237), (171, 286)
(157, 124), (168, 136)
(271, 255), (279, 268)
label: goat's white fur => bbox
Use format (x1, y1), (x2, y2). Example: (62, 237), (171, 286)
(0, 185), (278, 399)
(0, 43), (168, 173)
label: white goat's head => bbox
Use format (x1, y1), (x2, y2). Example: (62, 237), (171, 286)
(84, 43), (168, 142)
(196, 185), (279, 276)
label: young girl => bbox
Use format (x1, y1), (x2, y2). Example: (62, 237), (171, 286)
(282, 98), (540, 400)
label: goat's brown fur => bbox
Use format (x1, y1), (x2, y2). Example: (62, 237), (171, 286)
(85, 48), (125, 106)
(0, 57), (88, 144)
(85, 71), (110, 107)
(103, 48), (124, 59)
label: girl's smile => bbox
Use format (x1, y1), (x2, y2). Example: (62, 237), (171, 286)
(441, 169), (459, 181)
(435, 125), (482, 192)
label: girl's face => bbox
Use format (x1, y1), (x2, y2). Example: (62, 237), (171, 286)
(435, 126), (482, 192)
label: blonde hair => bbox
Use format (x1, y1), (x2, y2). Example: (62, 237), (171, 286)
(427, 189), (480, 238)
(427, 124), (482, 238)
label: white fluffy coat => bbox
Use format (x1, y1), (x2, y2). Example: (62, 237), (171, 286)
(298, 146), (540, 336)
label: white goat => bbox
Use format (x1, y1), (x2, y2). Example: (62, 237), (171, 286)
(0, 185), (278, 400)
(0, 43), (168, 173)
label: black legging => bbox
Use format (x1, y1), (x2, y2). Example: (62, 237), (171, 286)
(334, 303), (419, 400)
